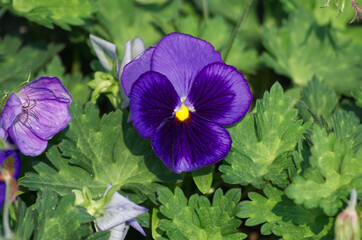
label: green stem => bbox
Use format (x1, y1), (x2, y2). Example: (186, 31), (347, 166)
(202, 0), (209, 24)
(3, 179), (12, 239)
(223, 0), (254, 61)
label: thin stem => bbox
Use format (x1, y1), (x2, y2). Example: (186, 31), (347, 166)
(202, 0), (209, 24)
(223, 0), (254, 61)
(3, 179), (12, 238)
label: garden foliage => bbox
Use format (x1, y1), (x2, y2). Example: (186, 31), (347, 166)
(0, 0), (361, 239)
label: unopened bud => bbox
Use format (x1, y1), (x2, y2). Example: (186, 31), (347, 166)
(335, 189), (360, 240)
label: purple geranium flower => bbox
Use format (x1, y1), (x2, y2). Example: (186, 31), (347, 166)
(0, 76), (72, 156)
(0, 149), (21, 209)
(122, 33), (252, 173)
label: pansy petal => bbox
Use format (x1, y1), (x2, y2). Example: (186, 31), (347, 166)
(186, 62), (252, 126)
(130, 71), (181, 139)
(8, 121), (48, 156)
(0, 93), (22, 131)
(17, 87), (72, 140)
(90, 34), (119, 73)
(151, 113), (231, 173)
(131, 37), (145, 60)
(122, 47), (155, 97)
(151, 32), (222, 97)
(20, 76), (72, 104)
(96, 192), (148, 231)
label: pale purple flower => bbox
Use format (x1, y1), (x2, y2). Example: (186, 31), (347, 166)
(0, 76), (72, 156)
(96, 185), (147, 240)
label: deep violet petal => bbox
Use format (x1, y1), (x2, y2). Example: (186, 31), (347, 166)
(151, 32), (222, 97)
(130, 71), (181, 139)
(0, 150), (21, 209)
(0, 150), (21, 179)
(0, 94), (22, 131)
(151, 113), (231, 173)
(122, 47), (155, 97)
(185, 62), (252, 126)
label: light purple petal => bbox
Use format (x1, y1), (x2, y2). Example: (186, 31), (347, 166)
(96, 192), (148, 231)
(122, 46), (155, 97)
(131, 37), (145, 59)
(8, 121), (48, 156)
(120, 40), (132, 73)
(130, 71), (181, 139)
(127, 218), (146, 236)
(185, 63), (252, 126)
(19, 76), (72, 104)
(0, 94), (22, 131)
(151, 32), (222, 97)
(17, 88), (72, 140)
(0, 127), (7, 140)
(90, 34), (119, 74)
(151, 113), (232, 173)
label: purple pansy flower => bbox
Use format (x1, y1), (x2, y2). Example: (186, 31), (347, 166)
(122, 33), (252, 173)
(0, 76), (72, 156)
(0, 149), (21, 209)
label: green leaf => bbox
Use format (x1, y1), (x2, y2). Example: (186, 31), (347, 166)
(85, 231), (111, 240)
(192, 165), (214, 194)
(0, 35), (63, 93)
(286, 126), (362, 216)
(332, 111), (362, 151)
(238, 184), (334, 239)
(39, 56), (91, 104)
(297, 76), (338, 122)
(352, 87), (362, 108)
(152, 208), (162, 239)
(93, 0), (180, 55)
(2, 0), (99, 30)
(157, 187), (246, 240)
(33, 190), (93, 240)
(261, 9), (362, 95)
(13, 199), (34, 240)
(20, 102), (181, 201)
(220, 83), (311, 188)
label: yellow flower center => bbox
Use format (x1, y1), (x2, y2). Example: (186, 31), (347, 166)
(175, 104), (190, 121)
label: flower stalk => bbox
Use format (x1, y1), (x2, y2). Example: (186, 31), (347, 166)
(223, 0), (254, 61)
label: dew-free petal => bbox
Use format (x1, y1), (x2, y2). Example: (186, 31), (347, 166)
(122, 47), (155, 97)
(152, 32), (222, 97)
(127, 218), (147, 236)
(20, 76), (72, 104)
(90, 34), (119, 73)
(130, 71), (181, 139)
(0, 94), (22, 131)
(8, 121), (48, 156)
(131, 37), (145, 60)
(18, 87), (71, 140)
(186, 63), (252, 126)
(96, 192), (148, 231)
(151, 113), (231, 173)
